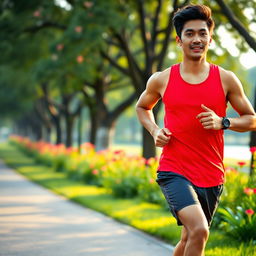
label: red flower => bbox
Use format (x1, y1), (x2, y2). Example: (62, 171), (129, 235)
(84, 1), (93, 8)
(245, 209), (254, 216)
(145, 157), (156, 166)
(244, 187), (254, 196)
(237, 161), (246, 167)
(114, 150), (124, 155)
(76, 55), (84, 63)
(33, 10), (41, 17)
(149, 178), (155, 184)
(92, 169), (99, 175)
(250, 147), (256, 153)
(225, 167), (238, 174)
(75, 26), (83, 33)
(253, 188), (256, 194)
(56, 44), (64, 51)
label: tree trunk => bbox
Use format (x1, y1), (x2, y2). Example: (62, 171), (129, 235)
(142, 127), (156, 159)
(43, 126), (51, 142)
(65, 116), (74, 147)
(89, 107), (99, 145)
(141, 100), (162, 159)
(95, 125), (115, 151)
(77, 108), (82, 152)
(52, 116), (62, 144)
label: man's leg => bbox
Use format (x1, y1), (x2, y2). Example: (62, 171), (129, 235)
(177, 204), (209, 256)
(173, 226), (188, 256)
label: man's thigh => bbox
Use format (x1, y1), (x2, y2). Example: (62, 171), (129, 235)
(156, 171), (200, 225)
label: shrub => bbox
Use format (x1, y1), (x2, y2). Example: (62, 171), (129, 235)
(101, 151), (145, 198)
(218, 206), (256, 242)
(137, 157), (168, 208)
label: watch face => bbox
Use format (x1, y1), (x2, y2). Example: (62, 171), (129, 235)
(223, 118), (230, 128)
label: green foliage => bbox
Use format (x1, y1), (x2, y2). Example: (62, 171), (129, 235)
(137, 158), (168, 208)
(218, 206), (256, 242)
(214, 165), (256, 242)
(100, 151), (145, 198)
(0, 66), (35, 118)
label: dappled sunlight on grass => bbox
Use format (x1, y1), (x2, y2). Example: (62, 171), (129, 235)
(61, 185), (108, 197)
(113, 202), (161, 218)
(132, 217), (175, 231)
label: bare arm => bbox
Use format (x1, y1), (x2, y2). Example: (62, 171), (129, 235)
(197, 69), (256, 132)
(225, 70), (256, 132)
(135, 72), (171, 147)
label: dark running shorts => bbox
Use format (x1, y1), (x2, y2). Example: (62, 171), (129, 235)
(156, 171), (223, 226)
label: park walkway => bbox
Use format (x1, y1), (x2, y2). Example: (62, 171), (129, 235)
(0, 160), (174, 256)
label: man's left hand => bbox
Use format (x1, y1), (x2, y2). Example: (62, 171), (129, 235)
(196, 104), (222, 130)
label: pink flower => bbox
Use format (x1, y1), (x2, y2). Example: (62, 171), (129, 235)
(56, 44), (64, 51)
(237, 161), (246, 167)
(225, 167), (237, 173)
(75, 26), (83, 33)
(76, 55), (84, 63)
(33, 10), (41, 17)
(145, 157), (156, 166)
(101, 166), (107, 172)
(84, 1), (93, 8)
(92, 169), (99, 175)
(149, 178), (155, 184)
(244, 187), (254, 196)
(245, 209), (254, 216)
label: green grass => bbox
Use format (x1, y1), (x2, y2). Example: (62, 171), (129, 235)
(0, 142), (255, 256)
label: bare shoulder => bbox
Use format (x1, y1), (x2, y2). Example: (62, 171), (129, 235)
(219, 66), (243, 93)
(146, 67), (171, 97)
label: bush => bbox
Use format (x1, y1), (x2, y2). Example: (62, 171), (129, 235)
(216, 165), (256, 242)
(137, 157), (168, 208)
(218, 206), (256, 242)
(101, 151), (145, 198)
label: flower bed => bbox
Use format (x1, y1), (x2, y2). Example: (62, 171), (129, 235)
(9, 135), (256, 243)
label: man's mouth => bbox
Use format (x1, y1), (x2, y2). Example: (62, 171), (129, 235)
(190, 45), (204, 52)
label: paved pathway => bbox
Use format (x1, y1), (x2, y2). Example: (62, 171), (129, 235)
(0, 161), (174, 256)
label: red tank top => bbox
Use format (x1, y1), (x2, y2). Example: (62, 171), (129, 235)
(158, 63), (227, 187)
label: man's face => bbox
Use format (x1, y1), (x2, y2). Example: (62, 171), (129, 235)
(176, 19), (212, 61)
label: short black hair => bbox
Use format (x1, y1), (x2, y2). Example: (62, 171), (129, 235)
(173, 4), (215, 38)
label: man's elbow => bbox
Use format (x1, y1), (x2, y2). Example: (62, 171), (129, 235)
(135, 102), (141, 114)
(249, 114), (256, 131)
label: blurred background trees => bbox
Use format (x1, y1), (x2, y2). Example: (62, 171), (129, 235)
(0, 0), (255, 159)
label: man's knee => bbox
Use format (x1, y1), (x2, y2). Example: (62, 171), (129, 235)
(189, 225), (209, 242)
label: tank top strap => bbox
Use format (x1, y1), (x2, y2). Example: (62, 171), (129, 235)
(210, 64), (221, 83)
(170, 63), (180, 80)
(163, 64), (180, 101)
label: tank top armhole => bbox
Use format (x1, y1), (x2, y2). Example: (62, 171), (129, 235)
(214, 65), (227, 105)
(162, 64), (177, 102)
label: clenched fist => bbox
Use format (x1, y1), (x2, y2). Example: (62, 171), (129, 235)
(196, 104), (222, 130)
(152, 128), (172, 147)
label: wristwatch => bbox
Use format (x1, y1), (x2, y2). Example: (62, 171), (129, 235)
(222, 117), (230, 130)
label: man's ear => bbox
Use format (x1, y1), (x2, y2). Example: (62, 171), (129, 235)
(176, 35), (182, 46)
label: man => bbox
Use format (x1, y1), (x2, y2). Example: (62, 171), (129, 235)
(135, 4), (256, 256)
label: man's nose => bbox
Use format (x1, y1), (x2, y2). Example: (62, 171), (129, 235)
(192, 34), (201, 43)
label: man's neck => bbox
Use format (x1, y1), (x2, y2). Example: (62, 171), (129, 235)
(181, 58), (209, 74)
